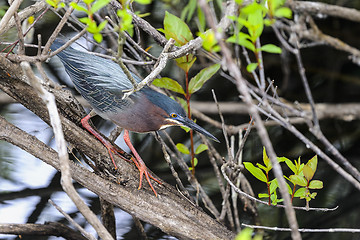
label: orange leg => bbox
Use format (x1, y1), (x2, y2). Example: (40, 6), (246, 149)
(81, 113), (161, 196)
(123, 130), (162, 196)
(81, 113), (131, 168)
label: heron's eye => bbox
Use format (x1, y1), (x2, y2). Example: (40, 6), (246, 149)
(170, 113), (177, 118)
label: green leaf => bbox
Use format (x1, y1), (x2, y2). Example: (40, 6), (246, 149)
(175, 96), (188, 111)
(117, 9), (134, 36)
(303, 165), (314, 181)
(83, 0), (94, 5)
(193, 157), (198, 167)
(79, 17), (91, 25)
(286, 182), (292, 194)
(175, 55), (196, 72)
(260, 44), (282, 54)
(289, 175), (307, 186)
(274, 7), (292, 19)
(86, 20), (98, 33)
(307, 155), (318, 173)
(197, 6), (206, 32)
(277, 156), (288, 163)
(93, 33), (103, 43)
(234, 228), (253, 240)
(176, 143), (190, 154)
(134, 0), (152, 4)
(270, 192), (278, 204)
(181, 0), (196, 22)
(258, 193), (269, 198)
(310, 192), (317, 199)
(244, 162), (267, 182)
(188, 64), (220, 94)
(46, 0), (57, 8)
(284, 158), (297, 174)
(70, 2), (88, 13)
(162, 11), (194, 46)
(262, 147), (271, 169)
(247, 7), (264, 40)
(246, 63), (258, 72)
(195, 144), (208, 154)
(97, 20), (108, 31)
(198, 30), (219, 52)
(227, 35), (255, 52)
(294, 187), (306, 197)
(269, 179), (278, 194)
(152, 77), (185, 94)
(189, 158), (198, 171)
(91, 0), (110, 12)
(309, 180), (323, 189)
(256, 163), (267, 172)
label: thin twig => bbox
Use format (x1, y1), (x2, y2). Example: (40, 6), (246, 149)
(21, 62), (114, 240)
(242, 223), (360, 233)
(49, 199), (96, 240)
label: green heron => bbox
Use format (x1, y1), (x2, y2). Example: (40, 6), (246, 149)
(51, 41), (218, 196)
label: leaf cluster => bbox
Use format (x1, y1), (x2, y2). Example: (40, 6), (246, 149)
(227, 0), (291, 72)
(244, 147), (323, 206)
(70, 0), (110, 42)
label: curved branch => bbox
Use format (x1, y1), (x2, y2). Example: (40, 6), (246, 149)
(0, 57), (235, 240)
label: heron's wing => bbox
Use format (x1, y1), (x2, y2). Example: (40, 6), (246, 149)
(51, 41), (142, 113)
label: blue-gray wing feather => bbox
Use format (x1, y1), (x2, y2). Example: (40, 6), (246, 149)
(51, 42), (142, 114)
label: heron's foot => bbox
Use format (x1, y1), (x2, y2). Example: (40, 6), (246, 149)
(131, 156), (162, 197)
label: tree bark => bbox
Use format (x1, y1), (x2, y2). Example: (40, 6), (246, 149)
(0, 56), (235, 240)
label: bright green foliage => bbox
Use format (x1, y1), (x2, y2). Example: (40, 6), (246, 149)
(227, 0), (291, 72)
(260, 44), (282, 53)
(198, 30), (220, 52)
(180, 0), (206, 32)
(176, 142), (206, 171)
(181, 0), (197, 22)
(70, 0), (110, 42)
(267, 0), (292, 19)
(234, 227), (263, 240)
(188, 157), (198, 171)
(159, 11), (194, 46)
(244, 162), (268, 183)
(195, 144), (208, 154)
(176, 143), (190, 154)
(159, 11), (196, 71)
(246, 63), (258, 72)
(134, 0), (152, 4)
(117, 9), (134, 37)
(288, 155), (323, 203)
(244, 147), (284, 205)
(46, 0), (65, 9)
(244, 147), (323, 207)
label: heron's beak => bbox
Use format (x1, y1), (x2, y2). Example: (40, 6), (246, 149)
(176, 116), (219, 143)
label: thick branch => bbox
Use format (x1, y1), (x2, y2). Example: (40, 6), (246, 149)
(0, 222), (87, 240)
(0, 56), (234, 240)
